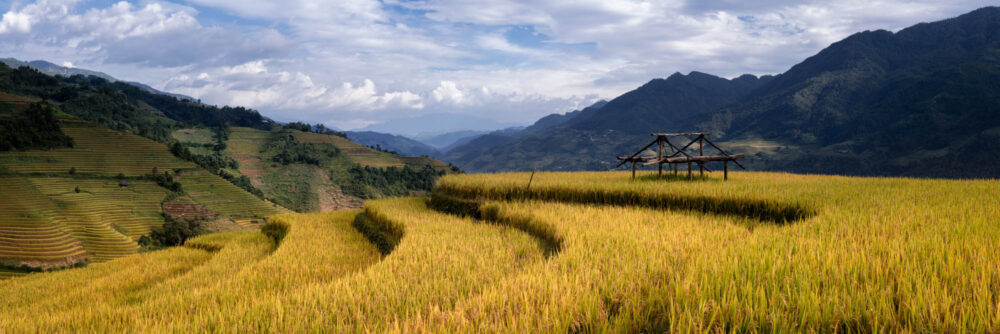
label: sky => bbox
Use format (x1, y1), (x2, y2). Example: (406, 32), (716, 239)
(0, 0), (994, 133)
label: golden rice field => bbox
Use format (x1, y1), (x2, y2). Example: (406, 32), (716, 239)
(1, 171), (998, 332)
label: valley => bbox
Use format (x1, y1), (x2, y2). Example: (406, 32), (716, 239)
(0, 4), (998, 332)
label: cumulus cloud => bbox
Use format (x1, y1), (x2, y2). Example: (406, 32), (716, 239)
(1, 0), (995, 133)
(0, 0), (293, 68)
(0, 11), (32, 33)
(163, 61), (424, 116)
(432, 81), (466, 105)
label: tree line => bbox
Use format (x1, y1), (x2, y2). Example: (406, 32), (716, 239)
(341, 165), (444, 199)
(0, 102), (74, 151)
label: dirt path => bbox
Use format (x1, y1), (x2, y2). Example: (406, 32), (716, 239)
(315, 170), (363, 212)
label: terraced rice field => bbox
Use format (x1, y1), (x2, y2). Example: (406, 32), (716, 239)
(0, 120), (195, 176)
(0, 120), (288, 269)
(2, 171), (997, 331)
(206, 127), (269, 183)
(177, 169), (286, 218)
(0, 176), (171, 266)
(29, 178), (168, 240)
(294, 130), (447, 170)
(0, 178), (89, 268)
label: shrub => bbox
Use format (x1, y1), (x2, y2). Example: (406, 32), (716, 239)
(261, 220), (290, 245)
(138, 215), (205, 249)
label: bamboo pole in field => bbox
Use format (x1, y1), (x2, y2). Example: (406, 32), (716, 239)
(526, 170), (536, 193)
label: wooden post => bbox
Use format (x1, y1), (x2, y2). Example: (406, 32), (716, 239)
(687, 162), (692, 180)
(631, 160), (637, 180)
(724, 160), (729, 181)
(698, 135), (704, 178)
(673, 163), (678, 175)
(526, 169), (536, 193)
(657, 137), (663, 178)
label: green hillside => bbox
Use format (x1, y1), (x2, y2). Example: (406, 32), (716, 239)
(1, 57), (454, 215)
(0, 96), (285, 272)
(172, 125), (454, 213)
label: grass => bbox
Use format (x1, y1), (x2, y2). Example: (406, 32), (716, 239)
(171, 128), (214, 145)
(1, 170), (996, 331)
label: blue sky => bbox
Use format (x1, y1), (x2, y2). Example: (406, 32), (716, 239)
(0, 0), (994, 134)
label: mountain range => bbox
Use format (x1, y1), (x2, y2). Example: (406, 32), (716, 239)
(356, 113), (521, 138)
(439, 6), (1000, 178)
(0, 58), (198, 102)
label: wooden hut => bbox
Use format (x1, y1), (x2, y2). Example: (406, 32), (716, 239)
(616, 133), (745, 180)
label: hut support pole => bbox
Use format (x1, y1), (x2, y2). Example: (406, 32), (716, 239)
(631, 161), (637, 180)
(724, 160), (729, 181)
(657, 137), (664, 178)
(687, 162), (692, 180)
(698, 135), (704, 178)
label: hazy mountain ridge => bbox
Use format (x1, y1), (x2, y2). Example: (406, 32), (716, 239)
(444, 6), (1000, 177)
(416, 130), (491, 150)
(357, 113), (521, 138)
(445, 73), (772, 171)
(345, 131), (441, 157)
(442, 100), (610, 166)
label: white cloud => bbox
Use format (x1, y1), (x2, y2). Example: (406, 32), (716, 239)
(0, 0), (292, 68)
(1, 0), (995, 134)
(164, 61), (424, 115)
(432, 81), (465, 104)
(0, 11), (32, 33)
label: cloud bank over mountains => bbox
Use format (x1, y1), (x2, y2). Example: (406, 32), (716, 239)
(0, 0), (993, 131)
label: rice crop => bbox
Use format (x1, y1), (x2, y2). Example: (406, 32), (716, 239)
(425, 171), (1000, 332)
(1, 170), (996, 332)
